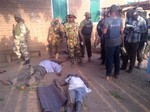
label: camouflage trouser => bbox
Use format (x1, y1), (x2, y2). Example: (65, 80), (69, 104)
(13, 37), (29, 61)
(48, 36), (61, 58)
(10, 65), (47, 86)
(68, 40), (82, 63)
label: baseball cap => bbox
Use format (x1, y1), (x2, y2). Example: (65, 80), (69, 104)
(136, 7), (144, 13)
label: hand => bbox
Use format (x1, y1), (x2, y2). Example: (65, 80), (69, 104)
(58, 17), (62, 23)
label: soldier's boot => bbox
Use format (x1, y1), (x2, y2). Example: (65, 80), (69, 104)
(71, 59), (74, 66)
(75, 101), (82, 112)
(77, 58), (82, 64)
(55, 53), (59, 60)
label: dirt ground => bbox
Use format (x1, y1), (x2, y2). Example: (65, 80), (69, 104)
(0, 52), (150, 112)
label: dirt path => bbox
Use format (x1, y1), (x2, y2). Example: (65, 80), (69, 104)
(0, 53), (150, 112)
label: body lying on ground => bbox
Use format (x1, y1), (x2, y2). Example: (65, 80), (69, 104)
(0, 60), (63, 89)
(54, 74), (92, 112)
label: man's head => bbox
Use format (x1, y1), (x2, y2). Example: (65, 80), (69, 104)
(68, 13), (76, 22)
(51, 18), (59, 26)
(85, 12), (91, 19)
(136, 7), (144, 13)
(133, 11), (139, 20)
(109, 4), (119, 16)
(14, 14), (22, 22)
(136, 7), (144, 16)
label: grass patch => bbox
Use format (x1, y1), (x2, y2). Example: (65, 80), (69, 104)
(0, 97), (4, 101)
(109, 91), (125, 101)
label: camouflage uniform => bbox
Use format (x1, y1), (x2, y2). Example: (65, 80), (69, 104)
(64, 22), (82, 63)
(13, 14), (29, 62)
(47, 20), (62, 59)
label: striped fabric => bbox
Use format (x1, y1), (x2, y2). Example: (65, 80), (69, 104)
(37, 84), (67, 112)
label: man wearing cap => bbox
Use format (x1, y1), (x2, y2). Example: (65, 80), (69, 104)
(64, 14), (82, 65)
(13, 14), (30, 65)
(79, 12), (93, 62)
(121, 9), (147, 73)
(136, 7), (148, 69)
(47, 18), (63, 59)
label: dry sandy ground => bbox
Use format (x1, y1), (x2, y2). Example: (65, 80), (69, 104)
(0, 53), (150, 112)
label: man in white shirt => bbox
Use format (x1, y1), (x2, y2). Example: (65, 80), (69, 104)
(54, 74), (91, 112)
(0, 60), (62, 88)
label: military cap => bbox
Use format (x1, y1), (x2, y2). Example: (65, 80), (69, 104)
(136, 7), (144, 13)
(14, 14), (22, 19)
(68, 13), (76, 19)
(84, 12), (91, 16)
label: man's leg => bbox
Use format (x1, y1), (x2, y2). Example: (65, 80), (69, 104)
(137, 41), (145, 68)
(0, 70), (30, 86)
(128, 42), (139, 72)
(143, 43), (150, 59)
(75, 88), (87, 112)
(105, 46), (114, 78)
(101, 40), (105, 64)
(13, 39), (22, 59)
(20, 40), (30, 65)
(121, 42), (130, 70)
(114, 45), (120, 78)
(85, 38), (92, 62)
(66, 89), (76, 111)
(27, 66), (46, 86)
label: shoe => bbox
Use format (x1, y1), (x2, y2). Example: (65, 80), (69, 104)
(100, 62), (105, 65)
(88, 57), (91, 62)
(97, 57), (101, 60)
(106, 76), (111, 80)
(126, 69), (133, 73)
(120, 67), (126, 70)
(77, 58), (82, 64)
(143, 54), (148, 60)
(137, 62), (142, 69)
(0, 80), (13, 86)
(113, 75), (118, 79)
(23, 59), (30, 65)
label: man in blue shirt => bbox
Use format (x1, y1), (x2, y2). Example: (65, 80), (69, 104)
(103, 5), (124, 79)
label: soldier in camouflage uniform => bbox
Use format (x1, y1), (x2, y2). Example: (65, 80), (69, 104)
(13, 14), (30, 65)
(47, 18), (63, 59)
(64, 14), (82, 64)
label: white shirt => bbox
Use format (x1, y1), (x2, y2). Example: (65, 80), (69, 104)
(39, 60), (62, 73)
(65, 76), (92, 93)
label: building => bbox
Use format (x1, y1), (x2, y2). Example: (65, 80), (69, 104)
(0, 0), (149, 62)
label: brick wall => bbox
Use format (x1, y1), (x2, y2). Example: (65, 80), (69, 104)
(1, 0), (145, 52)
(0, 0), (129, 50)
(0, 0), (52, 50)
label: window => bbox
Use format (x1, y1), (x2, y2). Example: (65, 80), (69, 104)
(90, 0), (100, 22)
(51, 0), (67, 23)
